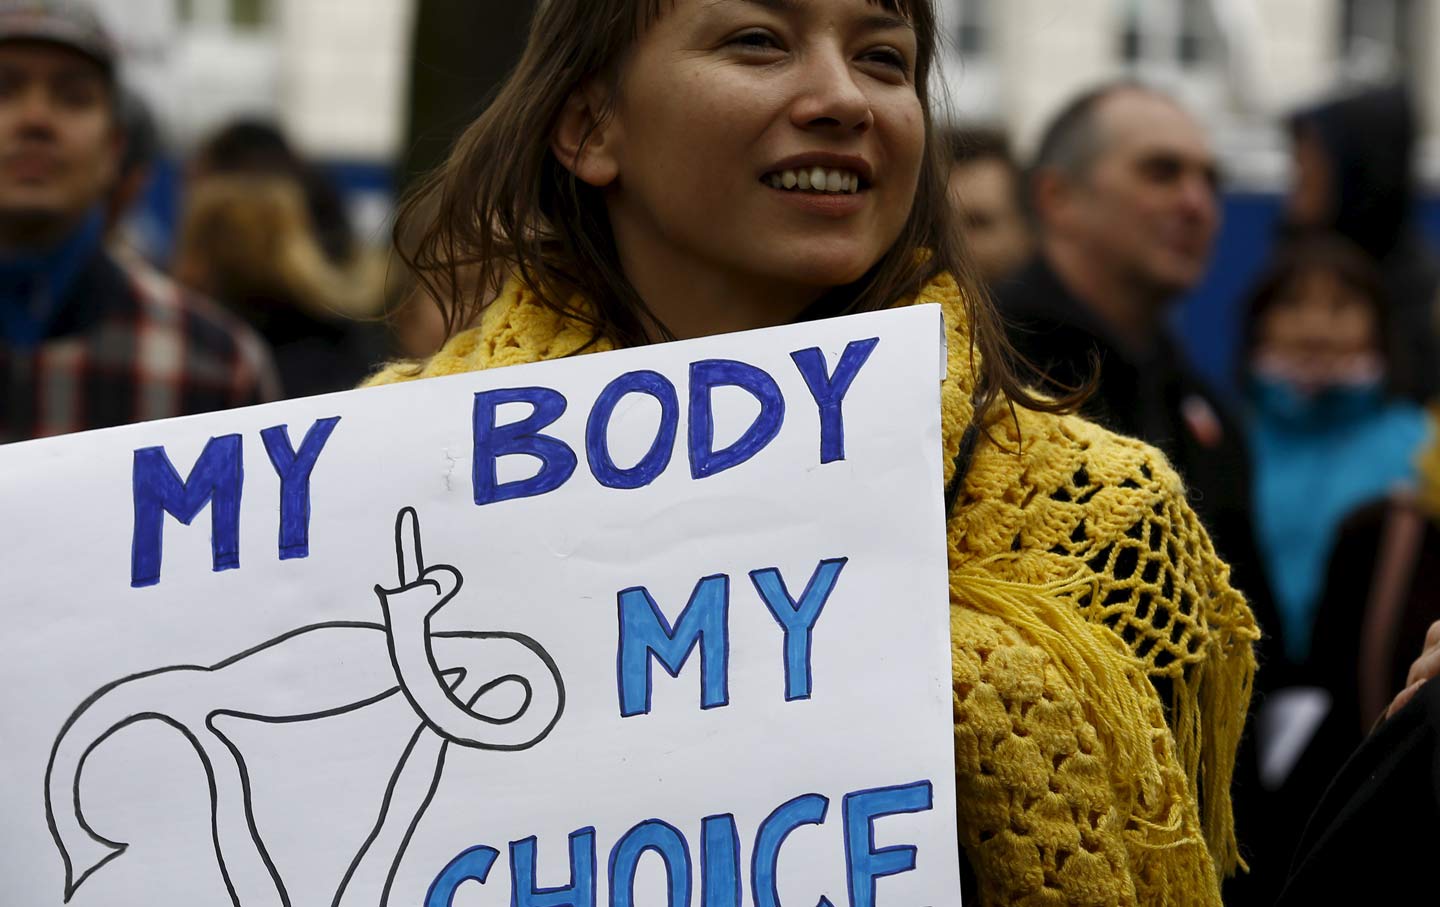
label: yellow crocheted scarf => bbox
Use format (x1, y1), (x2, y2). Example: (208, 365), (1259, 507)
(367, 273), (1259, 899)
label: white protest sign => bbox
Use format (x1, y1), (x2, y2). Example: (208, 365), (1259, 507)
(0, 305), (960, 907)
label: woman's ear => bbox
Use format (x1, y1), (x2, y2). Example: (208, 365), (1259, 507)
(552, 83), (620, 188)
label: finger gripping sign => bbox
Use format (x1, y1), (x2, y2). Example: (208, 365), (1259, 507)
(0, 306), (961, 906)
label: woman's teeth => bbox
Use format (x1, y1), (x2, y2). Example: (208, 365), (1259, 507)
(765, 167), (862, 194)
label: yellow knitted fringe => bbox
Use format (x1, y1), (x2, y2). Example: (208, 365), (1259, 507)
(1190, 599), (1251, 876)
(954, 560), (1246, 877)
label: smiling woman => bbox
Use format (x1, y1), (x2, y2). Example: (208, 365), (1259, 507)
(365, 1), (1259, 904)
(393, 0), (998, 362)
(568, 0), (926, 339)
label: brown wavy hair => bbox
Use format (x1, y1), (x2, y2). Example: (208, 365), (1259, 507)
(395, 0), (1066, 417)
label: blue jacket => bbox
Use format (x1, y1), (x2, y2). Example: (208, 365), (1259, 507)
(1248, 377), (1430, 661)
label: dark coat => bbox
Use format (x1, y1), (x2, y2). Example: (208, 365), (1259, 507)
(995, 257), (1276, 623)
(225, 294), (389, 400)
(1277, 674), (1440, 905)
(995, 257), (1287, 904)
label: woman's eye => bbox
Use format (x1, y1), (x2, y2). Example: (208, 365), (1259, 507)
(729, 29), (783, 52)
(861, 47), (910, 73)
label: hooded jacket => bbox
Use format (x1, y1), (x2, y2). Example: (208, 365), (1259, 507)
(1291, 85), (1440, 401)
(365, 273), (1259, 906)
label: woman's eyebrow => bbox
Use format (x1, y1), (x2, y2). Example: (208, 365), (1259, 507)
(711, 0), (915, 32)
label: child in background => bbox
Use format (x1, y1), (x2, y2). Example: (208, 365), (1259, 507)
(1243, 233), (1431, 667)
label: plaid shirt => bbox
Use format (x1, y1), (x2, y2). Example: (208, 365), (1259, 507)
(1, 249), (280, 443)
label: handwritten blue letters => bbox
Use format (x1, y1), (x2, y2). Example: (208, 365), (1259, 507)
(130, 418), (341, 587)
(129, 341), (877, 587)
(472, 340), (879, 505)
(425, 781), (935, 907)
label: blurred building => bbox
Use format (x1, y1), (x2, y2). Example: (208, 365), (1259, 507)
(91, 0), (413, 158)
(80, 2), (1440, 188)
(87, 2), (1440, 203)
(87, 0), (416, 245)
(939, 0), (1440, 190)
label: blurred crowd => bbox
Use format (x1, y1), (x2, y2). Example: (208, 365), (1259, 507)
(5, 0), (1440, 902)
(0, 0), (454, 445)
(946, 79), (1440, 903)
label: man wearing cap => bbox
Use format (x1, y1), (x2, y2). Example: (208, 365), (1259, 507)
(0, 0), (279, 442)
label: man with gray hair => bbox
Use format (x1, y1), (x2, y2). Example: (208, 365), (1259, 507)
(999, 79), (1249, 546)
(1003, 80), (1222, 393)
(999, 80), (1273, 619)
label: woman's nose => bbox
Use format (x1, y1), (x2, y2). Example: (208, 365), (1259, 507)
(789, 51), (873, 134)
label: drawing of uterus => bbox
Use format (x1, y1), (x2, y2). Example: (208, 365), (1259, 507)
(44, 507), (566, 906)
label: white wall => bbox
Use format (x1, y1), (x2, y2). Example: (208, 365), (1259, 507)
(91, 0), (415, 161)
(89, 0), (183, 136)
(1248, 0), (1341, 112)
(277, 0), (416, 161)
(938, 0), (1440, 189)
(998, 0), (1122, 154)
(1414, 0), (1440, 172)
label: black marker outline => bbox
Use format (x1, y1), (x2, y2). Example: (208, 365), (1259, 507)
(45, 507), (566, 906)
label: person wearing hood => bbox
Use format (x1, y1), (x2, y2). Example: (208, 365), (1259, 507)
(1287, 83), (1440, 403)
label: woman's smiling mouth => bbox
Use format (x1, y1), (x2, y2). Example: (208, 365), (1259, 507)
(762, 167), (865, 194)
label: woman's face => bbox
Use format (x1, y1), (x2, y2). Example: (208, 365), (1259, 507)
(1253, 268), (1380, 386)
(576, 0), (925, 320)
